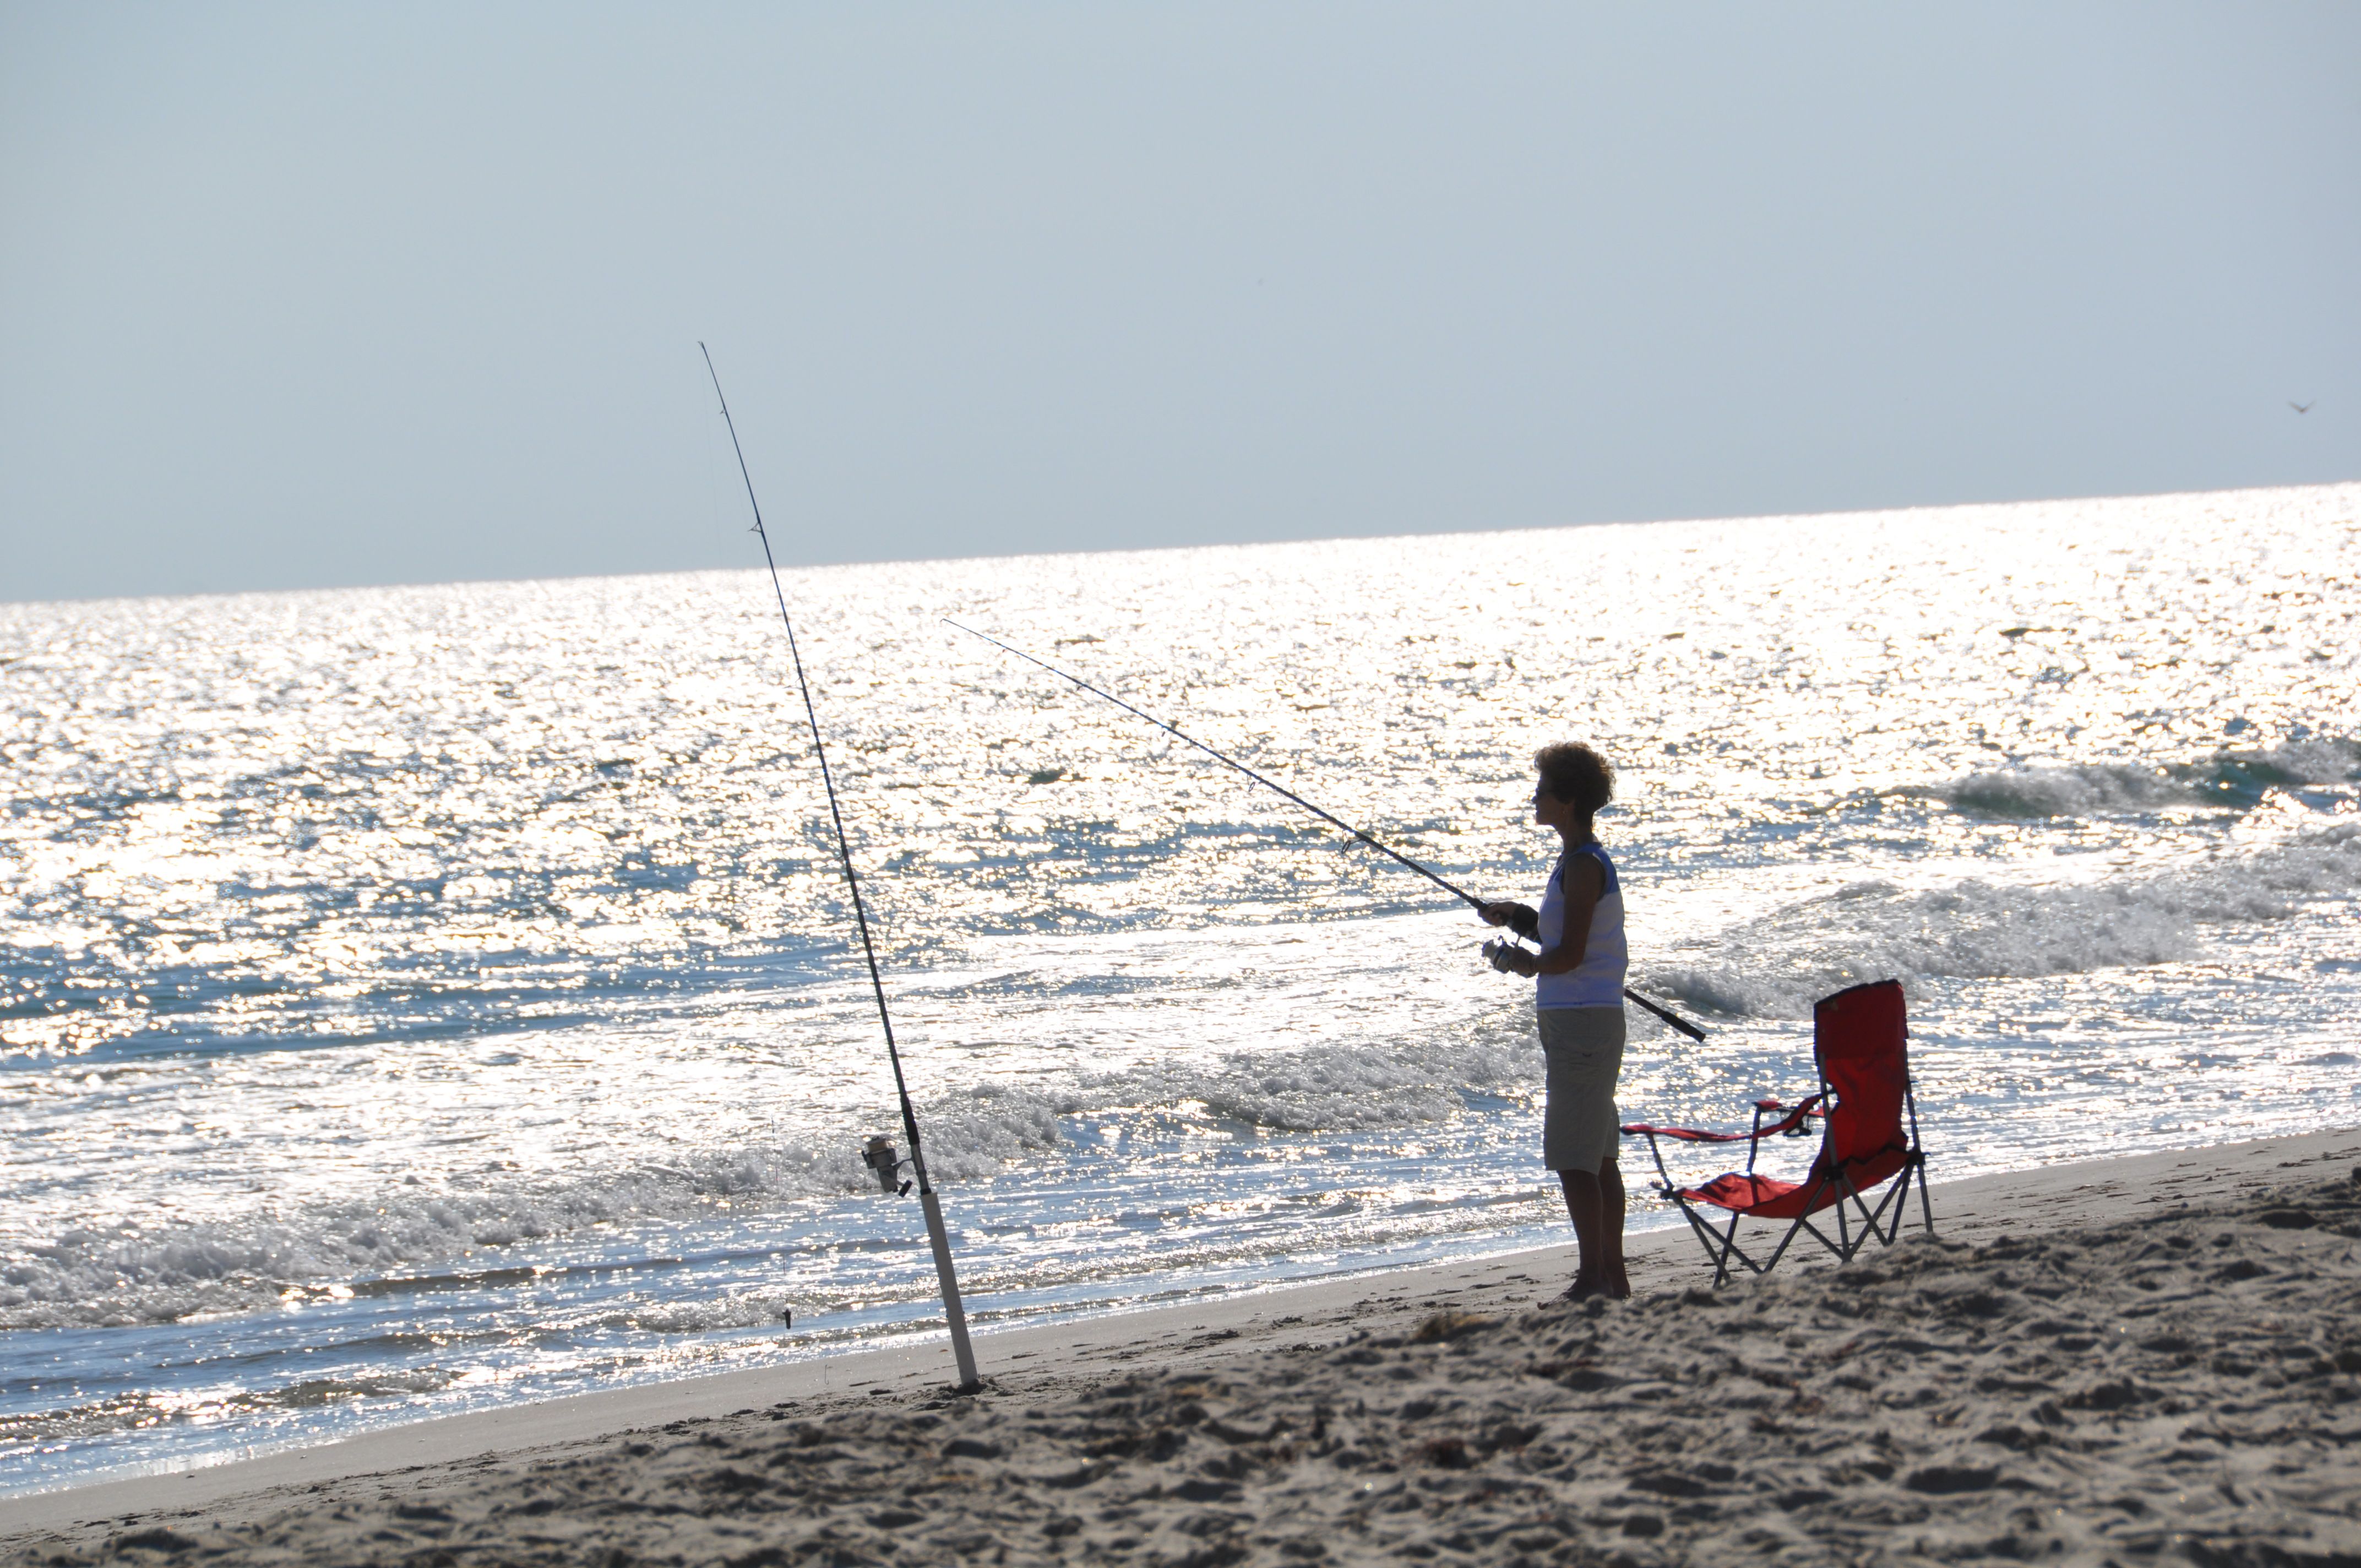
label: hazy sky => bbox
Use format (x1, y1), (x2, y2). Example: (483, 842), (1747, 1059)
(3, 4), (2355, 603)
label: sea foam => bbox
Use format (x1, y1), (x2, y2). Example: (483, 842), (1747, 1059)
(1654, 819), (2361, 1018)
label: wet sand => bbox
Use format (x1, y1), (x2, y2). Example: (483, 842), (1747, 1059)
(6, 1127), (2359, 1566)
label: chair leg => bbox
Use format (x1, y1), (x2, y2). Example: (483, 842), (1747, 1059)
(1725, 1234), (1770, 1280)
(1842, 1178), (1884, 1247)
(1765, 1214), (1818, 1271)
(1818, 1174), (1872, 1260)
(1889, 1164), (1923, 1244)
(1914, 1156), (1936, 1236)
(1757, 1169), (1844, 1272)
(1844, 1162), (1928, 1257)
(1711, 1210), (1747, 1287)
(1852, 1173), (1907, 1252)
(1798, 1215), (1843, 1262)
(1716, 1210), (1780, 1286)
(1803, 1172), (1884, 1263)
(1859, 1160), (1921, 1251)
(1667, 1196), (1742, 1287)
(1870, 1174), (1906, 1246)
(1638, 1133), (1749, 1285)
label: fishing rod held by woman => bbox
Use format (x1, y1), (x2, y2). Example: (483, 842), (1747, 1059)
(1478, 742), (1631, 1302)
(946, 619), (1704, 1048)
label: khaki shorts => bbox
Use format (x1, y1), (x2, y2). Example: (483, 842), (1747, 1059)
(1538, 1005), (1626, 1174)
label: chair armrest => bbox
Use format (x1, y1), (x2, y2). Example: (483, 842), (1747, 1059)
(1619, 1121), (1758, 1144)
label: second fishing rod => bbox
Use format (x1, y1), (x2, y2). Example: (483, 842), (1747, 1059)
(946, 619), (1707, 1043)
(703, 344), (980, 1393)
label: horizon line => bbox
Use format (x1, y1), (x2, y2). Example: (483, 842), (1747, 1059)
(6, 475), (2355, 615)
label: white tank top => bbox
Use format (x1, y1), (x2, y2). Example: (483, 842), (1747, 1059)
(1536, 841), (1627, 1009)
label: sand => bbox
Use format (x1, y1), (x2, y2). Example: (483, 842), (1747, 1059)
(6, 1128), (2360, 1567)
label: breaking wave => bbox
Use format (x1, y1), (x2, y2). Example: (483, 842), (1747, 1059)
(7, 820), (2349, 1330)
(0, 1024), (1533, 1333)
(1922, 738), (2359, 820)
(1653, 820), (2361, 1017)
(0, 1142), (842, 1332)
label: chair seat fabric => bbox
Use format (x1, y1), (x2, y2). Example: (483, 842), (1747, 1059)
(1679, 1172), (1803, 1213)
(1680, 1146), (1911, 1219)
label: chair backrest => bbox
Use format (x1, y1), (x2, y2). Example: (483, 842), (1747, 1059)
(1810, 980), (1911, 1180)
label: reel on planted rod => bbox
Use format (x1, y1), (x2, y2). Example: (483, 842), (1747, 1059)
(862, 1134), (913, 1196)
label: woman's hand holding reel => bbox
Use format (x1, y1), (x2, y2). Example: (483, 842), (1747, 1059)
(1478, 900), (1539, 975)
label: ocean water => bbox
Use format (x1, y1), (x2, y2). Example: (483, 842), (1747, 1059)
(3, 483), (2357, 1493)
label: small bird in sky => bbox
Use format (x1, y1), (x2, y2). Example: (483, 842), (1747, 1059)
(2289, 400), (2314, 413)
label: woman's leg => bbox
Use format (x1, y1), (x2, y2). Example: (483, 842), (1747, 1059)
(1558, 1168), (1606, 1293)
(1558, 1158), (1629, 1298)
(1600, 1155), (1629, 1298)
(1541, 1006), (1628, 1298)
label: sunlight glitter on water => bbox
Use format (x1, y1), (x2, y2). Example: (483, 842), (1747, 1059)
(2, 483), (2357, 1489)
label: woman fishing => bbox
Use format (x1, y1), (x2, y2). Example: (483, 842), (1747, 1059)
(1480, 743), (1630, 1301)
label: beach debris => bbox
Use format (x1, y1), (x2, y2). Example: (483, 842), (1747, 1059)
(1407, 1308), (1497, 1343)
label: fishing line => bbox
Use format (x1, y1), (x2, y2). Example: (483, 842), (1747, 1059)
(946, 618), (1707, 1042)
(701, 345), (980, 1392)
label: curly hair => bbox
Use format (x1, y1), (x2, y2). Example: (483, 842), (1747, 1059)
(1533, 742), (1615, 818)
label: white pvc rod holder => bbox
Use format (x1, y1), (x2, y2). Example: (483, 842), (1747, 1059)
(919, 1188), (980, 1391)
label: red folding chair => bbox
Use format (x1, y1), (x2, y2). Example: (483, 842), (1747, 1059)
(1620, 979), (1934, 1286)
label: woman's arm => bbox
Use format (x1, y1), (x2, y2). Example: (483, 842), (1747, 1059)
(1504, 856), (1602, 978)
(1478, 900), (1538, 938)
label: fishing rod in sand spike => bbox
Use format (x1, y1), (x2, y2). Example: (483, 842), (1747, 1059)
(701, 345), (981, 1393)
(946, 619), (1707, 1043)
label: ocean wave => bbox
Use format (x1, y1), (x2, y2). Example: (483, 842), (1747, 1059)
(1048, 1026), (1533, 1135)
(0, 1369), (460, 1452)
(0, 1025), (1531, 1332)
(7, 801), (2347, 1329)
(0, 1140), (855, 1332)
(1923, 738), (2359, 820)
(617, 1295), (799, 1335)
(1653, 820), (2361, 1017)
(1934, 764), (2191, 818)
